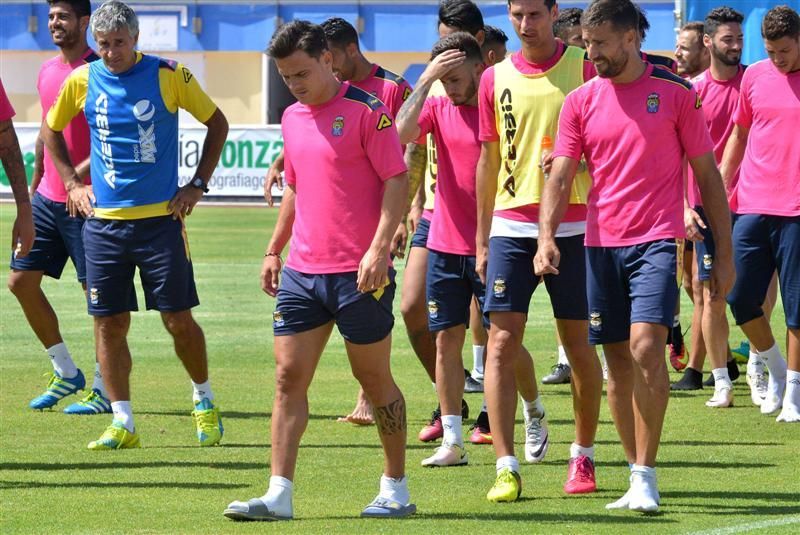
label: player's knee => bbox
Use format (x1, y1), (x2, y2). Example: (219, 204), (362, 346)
(274, 363), (309, 395)
(161, 311), (198, 338)
(95, 314), (130, 338)
(489, 328), (520, 363)
(7, 271), (35, 298)
(629, 334), (664, 364)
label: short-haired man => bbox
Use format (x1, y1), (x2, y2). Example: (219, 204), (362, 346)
(635, 3), (679, 74)
(477, 0), (603, 502)
(537, 0), (733, 512)
(676, 21), (711, 79)
(8, 0), (111, 416)
(396, 32), (486, 467)
(225, 21), (414, 521)
(554, 7), (584, 48)
(42, 0), (229, 449)
(482, 25), (510, 64)
(721, 5), (800, 423)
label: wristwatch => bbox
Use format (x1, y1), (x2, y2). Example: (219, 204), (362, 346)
(189, 177), (209, 193)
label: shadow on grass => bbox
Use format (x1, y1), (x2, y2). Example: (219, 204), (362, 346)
(0, 480), (248, 490)
(548, 439), (784, 447)
(0, 461), (265, 471)
(331, 511), (676, 524)
(663, 490), (800, 501)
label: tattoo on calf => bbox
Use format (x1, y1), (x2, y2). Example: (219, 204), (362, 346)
(374, 397), (407, 435)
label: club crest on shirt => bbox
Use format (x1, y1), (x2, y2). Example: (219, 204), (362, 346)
(273, 310), (285, 328)
(493, 278), (506, 299)
(332, 115), (345, 137)
(427, 300), (439, 319)
(646, 93), (660, 114)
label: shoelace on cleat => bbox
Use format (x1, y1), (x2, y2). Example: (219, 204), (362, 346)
(525, 417), (545, 443)
(193, 409), (219, 432)
(573, 457), (594, 482)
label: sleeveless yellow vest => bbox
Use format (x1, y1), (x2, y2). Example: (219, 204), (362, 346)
(493, 46), (591, 210)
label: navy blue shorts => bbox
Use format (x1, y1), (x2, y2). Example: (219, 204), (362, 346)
(273, 267), (396, 344)
(410, 217), (431, 249)
(426, 250), (487, 332)
(727, 214), (800, 329)
(483, 234), (587, 320)
(586, 239), (680, 345)
(83, 216), (199, 316)
(10, 192), (86, 281)
(692, 206), (715, 282)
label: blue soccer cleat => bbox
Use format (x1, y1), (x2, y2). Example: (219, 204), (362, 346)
(63, 388), (112, 415)
(29, 369), (86, 410)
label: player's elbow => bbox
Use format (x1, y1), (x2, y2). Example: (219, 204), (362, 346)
(205, 108), (229, 139)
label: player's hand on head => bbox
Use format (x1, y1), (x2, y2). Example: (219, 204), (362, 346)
(684, 206), (706, 242)
(391, 222), (408, 259)
(533, 239), (560, 276)
(357, 247), (389, 293)
(260, 254), (282, 296)
(424, 49), (467, 81)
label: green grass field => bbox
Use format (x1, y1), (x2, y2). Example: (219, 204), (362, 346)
(1, 204), (798, 534)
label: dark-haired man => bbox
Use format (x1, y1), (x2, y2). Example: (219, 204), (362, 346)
(554, 7), (584, 47)
(8, 0), (110, 415)
(721, 5), (800, 423)
(225, 21), (414, 521)
(483, 25), (510, 65)
(537, 0), (732, 512)
(477, 0), (602, 503)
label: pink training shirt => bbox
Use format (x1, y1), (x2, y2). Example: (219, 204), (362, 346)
(416, 96), (481, 255)
(478, 41), (595, 224)
(554, 63), (714, 247)
(0, 80), (15, 121)
(687, 66), (745, 209)
(353, 64), (412, 118)
(732, 59), (800, 217)
(282, 82), (407, 274)
(37, 49), (97, 203)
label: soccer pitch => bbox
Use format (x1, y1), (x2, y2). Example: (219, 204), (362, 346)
(1, 205), (798, 534)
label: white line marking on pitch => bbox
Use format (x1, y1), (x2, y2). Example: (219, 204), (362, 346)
(687, 515), (800, 535)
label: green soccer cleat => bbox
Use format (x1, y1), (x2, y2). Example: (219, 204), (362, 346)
(88, 420), (140, 450)
(487, 467), (522, 503)
(193, 399), (223, 447)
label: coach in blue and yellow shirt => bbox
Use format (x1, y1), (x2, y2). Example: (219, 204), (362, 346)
(42, 0), (229, 452)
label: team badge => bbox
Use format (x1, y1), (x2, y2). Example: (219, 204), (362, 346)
(493, 278), (506, 298)
(427, 300), (439, 319)
(590, 312), (602, 328)
(89, 288), (99, 305)
(403, 87), (412, 101)
(695, 93), (703, 109)
(273, 311), (285, 328)
(646, 92), (660, 114)
(332, 115), (345, 137)
(703, 254), (713, 269)
(377, 113), (393, 131)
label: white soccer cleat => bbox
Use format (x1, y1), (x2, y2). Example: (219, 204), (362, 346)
(760, 377), (785, 415)
(746, 367), (768, 406)
(628, 470), (660, 513)
(523, 412), (549, 463)
(606, 486), (633, 510)
(776, 405), (800, 423)
(705, 386), (733, 408)
(421, 442), (468, 467)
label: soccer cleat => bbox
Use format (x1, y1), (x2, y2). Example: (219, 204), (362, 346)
(418, 406), (443, 442)
(606, 486), (633, 510)
(224, 498), (292, 521)
(29, 369), (86, 410)
(361, 497), (417, 518)
(564, 455), (597, 494)
(542, 363), (571, 384)
(88, 420), (140, 450)
(63, 389), (112, 415)
(746, 363), (768, 407)
(523, 411), (549, 463)
(464, 375), (484, 393)
(760, 378), (785, 415)
(776, 405), (800, 423)
(468, 411), (492, 445)
(193, 398), (224, 447)
(731, 340), (751, 364)
(628, 470), (660, 513)
(668, 342), (687, 372)
(671, 368), (703, 390)
(487, 467), (522, 502)
(705, 386), (733, 408)
(421, 442), (468, 467)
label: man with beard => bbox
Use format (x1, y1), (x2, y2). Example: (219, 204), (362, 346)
(7, 0), (111, 415)
(536, 0), (733, 512)
(676, 22), (711, 79)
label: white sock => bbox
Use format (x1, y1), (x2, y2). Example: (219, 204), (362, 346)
(557, 345), (569, 366)
(472, 346), (485, 376)
(629, 464), (659, 511)
(673, 314), (680, 328)
(46, 343), (77, 379)
(712, 367), (732, 390)
(192, 380), (214, 403)
(92, 362), (108, 398)
(496, 455), (520, 474)
(570, 442), (595, 461)
(522, 396), (545, 420)
(441, 415), (463, 446)
(785, 370), (800, 408)
(261, 475), (293, 515)
(758, 343), (788, 380)
(111, 401), (134, 432)
(747, 352), (765, 375)
(379, 475), (410, 505)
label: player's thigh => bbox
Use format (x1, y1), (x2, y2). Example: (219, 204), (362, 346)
(775, 215), (800, 329)
(727, 214), (775, 324)
(9, 193), (71, 280)
(585, 246), (630, 345)
(55, 202), (88, 284)
(544, 234), (588, 321)
(426, 251), (474, 333)
(334, 269), (396, 345)
(274, 321), (335, 391)
(83, 218), (138, 316)
(401, 245), (429, 314)
(484, 236), (537, 315)
(272, 268), (335, 337)
(627, 239), (679, 330)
